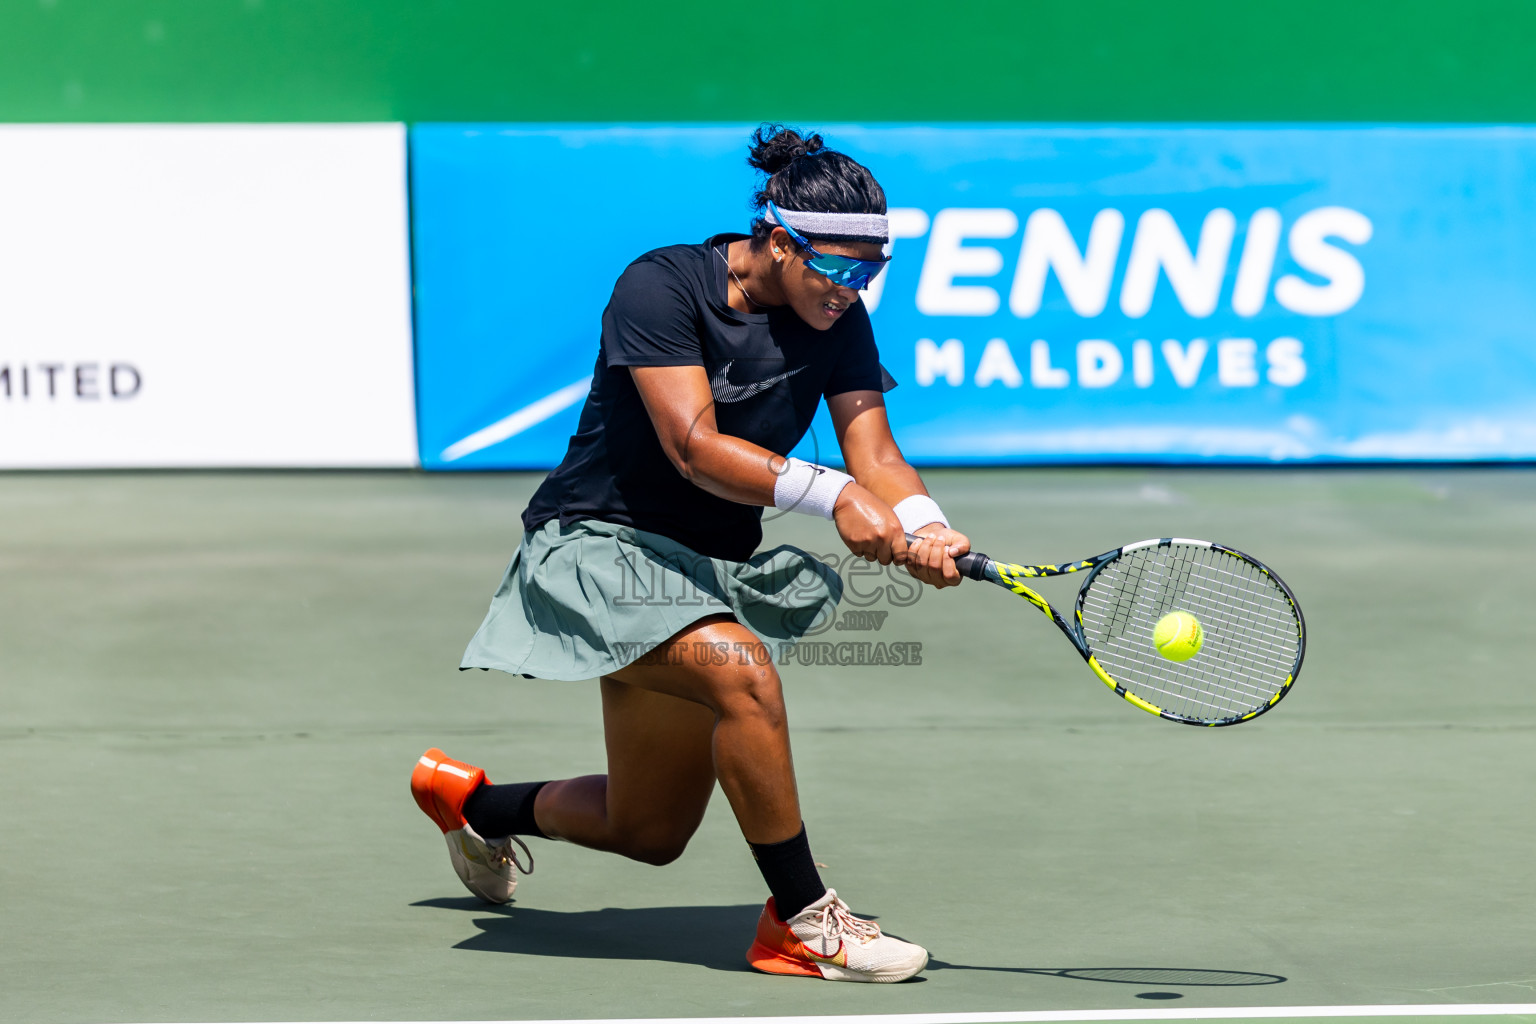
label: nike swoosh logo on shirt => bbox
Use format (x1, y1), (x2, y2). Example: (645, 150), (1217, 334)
(709, 360), (807, 404)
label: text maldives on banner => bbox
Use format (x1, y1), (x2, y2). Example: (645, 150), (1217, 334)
(0, 125), (417, 468)
(410, 125), (1536, 467)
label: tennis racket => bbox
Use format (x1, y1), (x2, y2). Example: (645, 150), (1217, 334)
(908, 534), (1306, 727)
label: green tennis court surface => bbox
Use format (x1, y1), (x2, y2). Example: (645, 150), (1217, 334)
(2, 469), (1532, 1024)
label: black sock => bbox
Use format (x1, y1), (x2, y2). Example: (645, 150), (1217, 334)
(749, 825), (825, 919)
(462, 780), (550, 840)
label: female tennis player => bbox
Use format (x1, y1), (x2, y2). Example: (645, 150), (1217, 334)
(411, 125), (970, 984)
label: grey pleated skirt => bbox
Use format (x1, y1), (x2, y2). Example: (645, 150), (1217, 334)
(461, 518), (843, 681)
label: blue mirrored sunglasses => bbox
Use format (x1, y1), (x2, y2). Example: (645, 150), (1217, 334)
(765, 200), (891, 290)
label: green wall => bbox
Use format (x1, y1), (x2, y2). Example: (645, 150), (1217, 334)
(2, 0), (1534, 122)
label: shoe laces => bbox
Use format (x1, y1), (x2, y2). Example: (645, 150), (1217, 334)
(814, 894), (881, 947)
(489, 835), (535, 875)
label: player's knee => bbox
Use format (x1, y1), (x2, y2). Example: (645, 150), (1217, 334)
(713, 662), (785, 726)
(629, 841), (688, 867)
(621, 827), (695, 866)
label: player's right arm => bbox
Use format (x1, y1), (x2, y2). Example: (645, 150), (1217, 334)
(606, 259), (781, 506)
(629, 364), (776, 505)
(628, 365), (905, 565)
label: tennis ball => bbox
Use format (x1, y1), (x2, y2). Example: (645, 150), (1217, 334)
(1152, 611), (1203, 662)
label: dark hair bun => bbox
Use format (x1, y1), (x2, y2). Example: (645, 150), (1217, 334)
(747, 124), (826, 175)
(745, 123), (886, 245)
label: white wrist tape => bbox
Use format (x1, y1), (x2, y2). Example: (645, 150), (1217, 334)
(893, 494), (949, 534)
(773, 457), (853, 520)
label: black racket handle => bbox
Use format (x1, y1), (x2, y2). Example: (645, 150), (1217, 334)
(904, 533), (990, 581)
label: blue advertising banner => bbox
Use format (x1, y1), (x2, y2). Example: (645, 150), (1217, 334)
(410, 125), (1536, 468)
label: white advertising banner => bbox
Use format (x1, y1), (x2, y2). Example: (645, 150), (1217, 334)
(0, 124), (417, 467)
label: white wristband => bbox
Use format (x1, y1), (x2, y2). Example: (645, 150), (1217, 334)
(893, 494), (949, 534)
(773, 457), (853, 520)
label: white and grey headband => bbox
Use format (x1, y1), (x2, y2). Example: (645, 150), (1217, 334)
(763, 205), (889, 245)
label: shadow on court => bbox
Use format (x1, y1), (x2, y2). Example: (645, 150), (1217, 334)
(929, 962), (1286, 986)
(415, 899), (1280, 990)
(413, 898), (764, 972)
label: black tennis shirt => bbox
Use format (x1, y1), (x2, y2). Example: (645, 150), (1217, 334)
(522, 233), (895, 562)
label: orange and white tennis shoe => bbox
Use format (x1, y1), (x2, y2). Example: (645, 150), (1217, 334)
(747, 889), (928, 983)
(410, 748), (532, 904)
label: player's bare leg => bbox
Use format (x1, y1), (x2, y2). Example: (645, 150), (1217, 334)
(528, 671), (718, 864)
(533, 614), (802, 852)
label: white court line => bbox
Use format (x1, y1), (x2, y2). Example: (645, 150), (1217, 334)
(127, 1005), (1536, 1024)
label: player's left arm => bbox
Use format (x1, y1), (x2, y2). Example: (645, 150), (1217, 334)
(827, 389), (970, 588)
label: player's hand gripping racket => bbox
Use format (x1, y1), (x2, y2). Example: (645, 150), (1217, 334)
(907, 534), (1305, 726)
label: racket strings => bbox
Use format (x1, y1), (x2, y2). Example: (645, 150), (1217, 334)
(1085, 556), (1295, 715)
(1119, 566), (1298, 683)
(1095, 553), (1299, 672)
(1078, 544), (1301, 723)
(1094, 571), (1294, 709)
